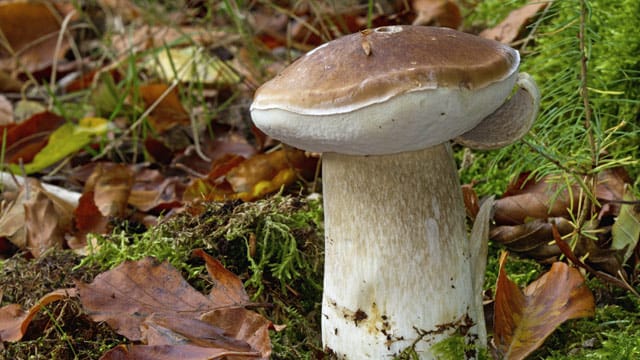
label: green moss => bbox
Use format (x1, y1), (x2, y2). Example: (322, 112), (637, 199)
(463, 0), (529, 29)
(76, 195), (325, 358)
(460, 0), (640, 194)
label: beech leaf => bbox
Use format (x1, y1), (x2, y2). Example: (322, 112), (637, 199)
(494, 252), (595, 359)
(76, 257), (272, 358)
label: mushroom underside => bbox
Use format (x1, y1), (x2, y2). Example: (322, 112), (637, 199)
(455, 73), (540, 150)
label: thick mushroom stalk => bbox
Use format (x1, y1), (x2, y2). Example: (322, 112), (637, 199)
(321, 144), (475, 357)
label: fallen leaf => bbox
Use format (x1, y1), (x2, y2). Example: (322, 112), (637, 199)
(480, 0), (549, 44)
(461, 183), (480, 220)
(494, 169), (628, 226)
(610, 185), (640, 264)
(84, 163), (134, 217)
(490, 217), (574, 260)
(8, 117), (109, 174)
(140, 83), (190, 133)
(76, 257), (272, 357)
(128, 169), (185, 212)
(0, 178), (75, 257)
(0, 288), (77, 342)
(0, 1), (74, 73)
(76, 257), (215, 341)
(201, 308), (272, 360)
(23, 183), (70, 257)
(225, 147), (315, 201)
(411, 0), (462, 29)
(72, 190), (110, 250)
(2, 111), (65, 166)
(193, 249), (250, 307)
(110, 25), (226, 55)
(0, 69), (23, 92)
(493, 252), (595, 359)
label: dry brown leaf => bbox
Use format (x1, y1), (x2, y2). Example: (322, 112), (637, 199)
(193, 249), (250, 307)
(0, 178), (75, 257)
(76, 257), (272, 357)
(201, 308), (273, 360)
(461, 183), (480, 220)
(490, 217), (574, 260)
(480, 0), (549, 44)
(175, 135), (257, 176)
(494, 169), (628, 226)
(411, 0), (462, 29)
(76, 257), (215, 341)
(128, 169), (185, 212)
(140, 83), (190, 133)
(0, 1), (75, 73)
(84, 163), (134, 217)
(493, 252), (595, 359)
(23, 183), (69, 257)
(2, 111), (66, 165)
(70, 190), (110, 251)
(0, 288), (77, 342)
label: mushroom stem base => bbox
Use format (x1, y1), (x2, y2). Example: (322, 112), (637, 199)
(321, 143), (482, 359)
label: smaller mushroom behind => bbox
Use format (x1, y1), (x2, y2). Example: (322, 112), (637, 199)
(251, 25), (540, 359)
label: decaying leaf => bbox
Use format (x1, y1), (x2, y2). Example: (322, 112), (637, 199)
(2, 111), (65, 166)
(411, 0), (462, 29)
(99, 344), (259, 360)
(490, 217), (573, 260)
(76, 256), (272, 358)
(0, 288), (77, 342)
(84, 162), (134, 217)
(494, 169), (628, 226)
(193, 249), (250, 307)
(0, 1), (75, 73)
(480, 0), (550, 44)
(127, 168), (186, 212)
(0, 178), (75, 257)
(140, 83), (190, 133)
(493, 252), (595, 359)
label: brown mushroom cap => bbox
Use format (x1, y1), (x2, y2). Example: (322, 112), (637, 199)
(251, 25), (522, 155)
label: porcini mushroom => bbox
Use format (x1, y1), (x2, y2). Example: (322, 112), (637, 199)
(250, 25), (540, 358)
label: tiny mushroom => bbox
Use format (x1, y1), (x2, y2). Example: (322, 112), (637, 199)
(250, 25), (540, 359)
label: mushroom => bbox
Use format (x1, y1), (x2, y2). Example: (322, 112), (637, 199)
(250, 25), (540, 358)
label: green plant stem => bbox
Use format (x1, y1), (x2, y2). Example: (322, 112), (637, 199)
(576, 0), (598, 232)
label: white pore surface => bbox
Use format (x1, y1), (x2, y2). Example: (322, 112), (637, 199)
(250, 72), (517, 155)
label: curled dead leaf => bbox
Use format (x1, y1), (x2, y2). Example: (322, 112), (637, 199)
(493, 252), (595, 359)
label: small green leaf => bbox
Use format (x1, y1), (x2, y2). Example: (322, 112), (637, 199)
(611, 186), (640, 264)
(10, 117), (108, 174)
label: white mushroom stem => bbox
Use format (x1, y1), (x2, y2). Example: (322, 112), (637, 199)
(321, 143), (483, 359)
